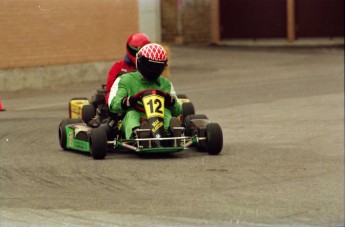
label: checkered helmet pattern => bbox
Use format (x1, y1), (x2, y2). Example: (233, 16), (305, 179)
(136, 43), (167, 81)
(137, 43), (167, 62)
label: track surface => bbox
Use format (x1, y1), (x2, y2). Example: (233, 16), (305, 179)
(1, 46), (344, 226)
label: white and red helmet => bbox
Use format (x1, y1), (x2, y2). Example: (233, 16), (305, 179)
(126, 33), (151, 64)
(136, 43), (168, 81)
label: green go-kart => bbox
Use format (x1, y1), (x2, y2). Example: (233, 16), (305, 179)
(58, 89), (223, 159)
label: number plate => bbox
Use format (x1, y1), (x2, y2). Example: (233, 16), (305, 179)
(142, 94), (165, 119)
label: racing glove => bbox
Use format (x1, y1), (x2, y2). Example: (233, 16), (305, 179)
(164, 93), (176, 107)
(121, 96), (137, 109)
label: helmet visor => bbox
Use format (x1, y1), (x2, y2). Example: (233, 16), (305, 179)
(137, 56), (167, 81)
(127, 43), (139, 57)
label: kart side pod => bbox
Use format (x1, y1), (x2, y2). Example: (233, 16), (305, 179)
(189, 119), (211, 136)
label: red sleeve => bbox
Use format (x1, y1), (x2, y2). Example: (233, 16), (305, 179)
(105, 60), (135, 104)
(106, 61), (123, 94)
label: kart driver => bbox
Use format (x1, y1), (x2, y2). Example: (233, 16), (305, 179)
(108, 43), (182, 139)
(89, 33), (151, 127)
(105, 32), (151, 103)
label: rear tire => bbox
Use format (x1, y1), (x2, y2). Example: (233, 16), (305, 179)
(177, 94), (188, 99)
(89, 127), (107, 160)
(205, 123), (223, 155)
(182, 102), (195, 120)
(82, 104), (96, 124)
(58, 119), (83, 150)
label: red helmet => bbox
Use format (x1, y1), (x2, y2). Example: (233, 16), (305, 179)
(126, 33), (151, 64)
(136, 43), (168, 81)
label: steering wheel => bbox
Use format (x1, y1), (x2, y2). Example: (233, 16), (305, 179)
(131, 89), (168, 112)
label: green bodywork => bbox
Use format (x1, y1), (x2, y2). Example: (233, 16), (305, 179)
(65, 126), (195, 154)
(65, 127), (90, 152)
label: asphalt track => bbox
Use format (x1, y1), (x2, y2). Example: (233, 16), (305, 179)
(0, 45), (344, 226)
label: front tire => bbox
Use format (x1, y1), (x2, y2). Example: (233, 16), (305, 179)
(205, 123), (223, 155)
(89, 127), (107, 160)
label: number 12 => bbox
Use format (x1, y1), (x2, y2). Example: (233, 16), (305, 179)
(147, 99), (163, 114)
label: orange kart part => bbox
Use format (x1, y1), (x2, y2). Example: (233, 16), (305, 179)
(0, 98), (5, 111)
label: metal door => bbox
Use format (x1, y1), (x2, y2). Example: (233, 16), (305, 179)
(219, 0), (287, 39)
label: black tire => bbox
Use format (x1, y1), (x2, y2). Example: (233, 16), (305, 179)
(205, 123), (223, 155)
(58, 119), (83, 150)
(177, 94), (188, 99)
(89, 127), (108, 160)
(82, 104), (96, 124)
(182, 102), (195, 120)
(184, 114), (208, 136)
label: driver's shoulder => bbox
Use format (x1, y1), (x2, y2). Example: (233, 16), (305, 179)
(158, 76), (173, 87)
(119, 71), (140, 81)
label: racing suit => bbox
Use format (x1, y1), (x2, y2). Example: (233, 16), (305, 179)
(108, 71), (182, 139)
(105, 55), (135, 104)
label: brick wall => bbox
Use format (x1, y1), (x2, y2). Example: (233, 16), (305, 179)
(0, 0), (138, 69)
(161, 0), (212, 44)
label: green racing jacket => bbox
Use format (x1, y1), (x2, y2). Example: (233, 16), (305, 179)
(108, 71), (182, 139)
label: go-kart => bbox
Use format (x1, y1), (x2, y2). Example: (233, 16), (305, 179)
(58, 89), (223, 159)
